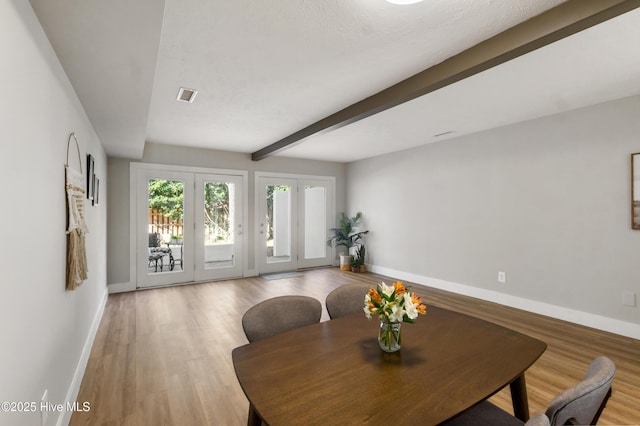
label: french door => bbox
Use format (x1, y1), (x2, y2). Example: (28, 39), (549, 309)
(135, 166), (245, 288)
(194, 174), (244, 281)
(257, 174), (334, 274)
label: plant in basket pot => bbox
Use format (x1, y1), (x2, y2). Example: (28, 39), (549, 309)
(351, 245), (366, 272)
(364, 281), (427, 352)
(327, 212), (369, 271)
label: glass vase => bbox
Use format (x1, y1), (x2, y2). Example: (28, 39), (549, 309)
(378, 320), (402, 352)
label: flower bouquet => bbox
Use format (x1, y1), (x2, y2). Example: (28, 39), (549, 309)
(364, 281), (427, 352)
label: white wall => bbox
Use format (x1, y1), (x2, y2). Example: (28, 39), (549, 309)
(0, 1), (108, 425)
(347, 95), (640, 338)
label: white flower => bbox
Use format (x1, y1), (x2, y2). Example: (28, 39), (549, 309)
(404, 293), (419, 320)
(380, 281), (395, 298)
(388, 304), (405, 322)
(363, 305), (372, 319)
(363, 294), (372, 319)
(364, 294), (377, 319)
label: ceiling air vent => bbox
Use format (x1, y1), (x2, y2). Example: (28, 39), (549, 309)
(176, 87), (198, 103)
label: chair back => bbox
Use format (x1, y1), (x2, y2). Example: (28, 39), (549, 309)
(325, 283), (372, 319)
(149, 232), (161, 247)
(242, 295), (322, 343)
(545, 356), (615, 425)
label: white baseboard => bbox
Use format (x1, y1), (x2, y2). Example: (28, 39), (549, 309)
(58, 287), (109, 426)
(108, 281), (135, 293)
(370, 265), (640, 340)
(108, 271), (262, 294)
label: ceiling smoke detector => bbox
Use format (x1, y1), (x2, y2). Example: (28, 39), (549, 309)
(176, 87), (198, 103)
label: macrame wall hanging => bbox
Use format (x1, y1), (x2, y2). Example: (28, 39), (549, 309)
(65, 133), (89, 290)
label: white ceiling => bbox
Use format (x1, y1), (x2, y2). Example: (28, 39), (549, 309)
(30, 0), (640, 162)
(30, 0), (165, 159)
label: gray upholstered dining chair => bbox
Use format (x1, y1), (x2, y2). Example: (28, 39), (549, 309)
(325, 282), (372, 319)
(441, 356), (616, 426)
(241, 295), (322, 426)
(241, 295), (322, 343)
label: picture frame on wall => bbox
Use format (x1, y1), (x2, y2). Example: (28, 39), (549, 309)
(632, 153), (640, 230)
(86, 154), (95, 200)
(93, 178), (100, 206)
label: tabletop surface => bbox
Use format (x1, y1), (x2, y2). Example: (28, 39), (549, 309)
(232, 305), (546, 425)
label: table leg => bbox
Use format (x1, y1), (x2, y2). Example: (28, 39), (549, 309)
(247, 403), (261, 426)
(510, 373), (530, 421)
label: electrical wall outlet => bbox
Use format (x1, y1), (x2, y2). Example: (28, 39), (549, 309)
(622, 292), (636, 307)
(498, 271), (506, 283)
(41, 389), (48, 426)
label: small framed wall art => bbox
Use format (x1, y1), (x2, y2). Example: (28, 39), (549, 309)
(93, 177), (100, 206)
(86, 154), (95, 200)
(632, 153), (640, 230)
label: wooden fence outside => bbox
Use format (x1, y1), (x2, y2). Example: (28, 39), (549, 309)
(148, 209), (183, 237)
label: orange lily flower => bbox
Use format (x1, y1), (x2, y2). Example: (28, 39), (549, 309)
(393, 281), (406, 295)
(368, 288), (382, 303)
(411, 293), (422, 305)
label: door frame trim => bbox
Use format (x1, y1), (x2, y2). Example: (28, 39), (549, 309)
(129, 162), (249, 290)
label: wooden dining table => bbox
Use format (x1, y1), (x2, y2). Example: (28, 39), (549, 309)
(232, 305), (546, 425)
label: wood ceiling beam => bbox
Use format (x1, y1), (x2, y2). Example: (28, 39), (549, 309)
(251, 0), (640, 161)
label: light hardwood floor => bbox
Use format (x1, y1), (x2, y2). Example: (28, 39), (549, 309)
(70, 268), (640, 425)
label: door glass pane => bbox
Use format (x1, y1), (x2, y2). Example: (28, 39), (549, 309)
(266, 185), (291, 263)
(147, 179), (184, 274)
(203, 181), (235, 269)
(304, 185), (326, 260)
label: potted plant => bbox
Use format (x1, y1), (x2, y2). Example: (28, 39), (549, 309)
(351, 245), (366, 272)
(327, 212), (369, 271)
(351, 251), (362, 272)
(356, 244), (366, 272)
